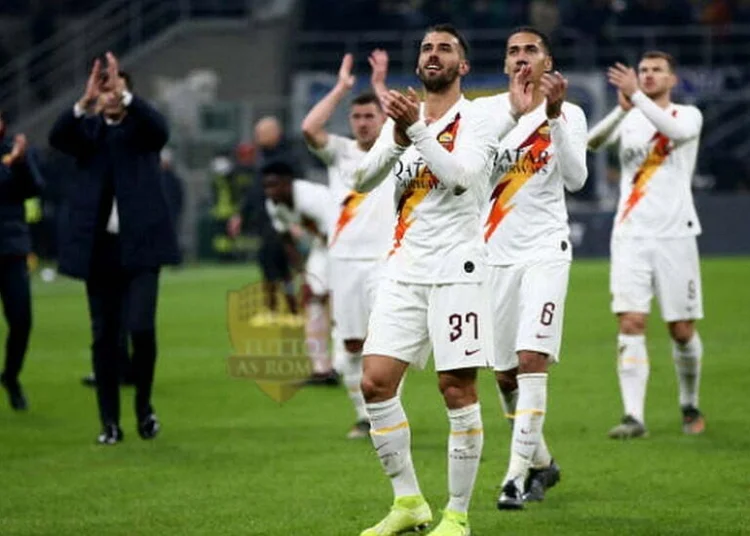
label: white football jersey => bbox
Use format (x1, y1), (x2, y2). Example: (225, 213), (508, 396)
(355, 96), (502, 284)
(598, 95), (702, 238)
(308, 134), (394, 260)
(473, 94), (588, 264)
(265, 179), (334, 250)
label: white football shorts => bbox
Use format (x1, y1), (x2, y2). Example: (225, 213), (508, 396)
(363, 278), (493, 371)
(329, 257), (384, 340)
(487, 259), (571, 372)
(610, 235), (703, 322)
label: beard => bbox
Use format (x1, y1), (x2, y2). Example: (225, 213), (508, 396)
(417, 64), (460, 93)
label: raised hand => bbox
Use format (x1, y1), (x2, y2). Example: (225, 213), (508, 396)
(337, 53), (356, 91)
(608, 63), (638, 97)
(617, 89), (634, 111)
(508, 65), (533, 120)
(383, 88), (420, 131)
(369, 49), (389, 92)
(105, 51), (126, 96)
(3, 134), (28, 166)
(540, 71), (568, 119)
(79, 58), (103, 111)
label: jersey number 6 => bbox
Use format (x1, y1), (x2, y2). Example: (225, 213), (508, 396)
(540, 302), (556, 326)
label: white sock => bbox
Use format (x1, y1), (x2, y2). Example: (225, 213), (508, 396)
(367, 397), (421, 498)
(673, 332), (702, 408)
(497, 384), (518, 429)
(342, 349), (368, 422)
(305, 301), (331, 374)
(446, 403), (483, 514)
(617, 334), (649, 424)
(531, 434), (552, 469)
(503, 373), (547, 486)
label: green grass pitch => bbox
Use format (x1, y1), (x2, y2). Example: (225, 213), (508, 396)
(1, 258), (749, 535)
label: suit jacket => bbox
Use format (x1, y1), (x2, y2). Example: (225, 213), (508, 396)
(49, 96), (180, 279)
(0, 138), (45, 256)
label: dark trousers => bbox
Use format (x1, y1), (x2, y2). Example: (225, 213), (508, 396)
(0, 255), (32, 383)
(86, 234), (160, 426)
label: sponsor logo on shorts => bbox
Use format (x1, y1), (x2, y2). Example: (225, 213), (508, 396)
(535, 334), (551, 339)
(464, 348), (481, 356)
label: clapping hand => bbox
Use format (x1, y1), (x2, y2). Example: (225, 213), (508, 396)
(383, 87), (420, 146)
(608, 63), (638, 98)
(540, 71), (568, 119)
(2, 134), (27, 166)
(508, 65), (533, 120)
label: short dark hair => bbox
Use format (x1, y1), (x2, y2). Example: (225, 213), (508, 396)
(425, 23), (470, 58)
(351, 92), (381, 109)
(641, 50), (677, 72)
(508, 26), (554, 59)
(261, 160), (295, 179)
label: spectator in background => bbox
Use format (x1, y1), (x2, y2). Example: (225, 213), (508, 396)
(528, 0), (580, 69)
(228, 116), (298, 315)
(0, 111), (44, 411)
(232, 142), (256, 218)
(209, 152), (239, 261)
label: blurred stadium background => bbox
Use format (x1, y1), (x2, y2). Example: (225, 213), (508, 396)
(1, 2), (750, 535)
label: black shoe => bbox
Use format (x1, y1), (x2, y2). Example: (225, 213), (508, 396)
(81, 373), (97, 388)
(1, 374), (28, 411)
(681, 405), (706, 435)
(304, 370), (340, 387)
(523, 459), (561, 502)
(497, 479), (524, 510)
(346, 419), (371, 439)
(97, 424), (124, 445)
(137, 413), (160, 440)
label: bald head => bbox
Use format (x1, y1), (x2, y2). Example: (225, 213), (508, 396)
(254, 116), (283, 150)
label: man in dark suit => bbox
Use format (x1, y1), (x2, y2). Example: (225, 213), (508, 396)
(49, 52), (179, 445)
(0, 112), (44, 411)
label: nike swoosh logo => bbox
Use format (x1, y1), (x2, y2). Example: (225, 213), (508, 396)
(464, 349), (480, 356)
(535, 334), (551, 339)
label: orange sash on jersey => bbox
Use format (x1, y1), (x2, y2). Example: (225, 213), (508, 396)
(330, 192), (367, 247)
(389, 114), (460, 256)
(484, 120), (551, 242)
(618, 110), (677, 223)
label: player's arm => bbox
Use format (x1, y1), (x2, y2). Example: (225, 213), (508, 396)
(406, 108), (502, 191)
(587, 100), (629, 152)
(630, 91), (702, 142)
(301, 53), (356, 152)
(353, 119), (404, 193)
(384, 69), (531, 191)
(608, 62), (701, 143)
(549, 107), (588, 192)
(294, 180), (335, 239)
(541, 72), (588, 191)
